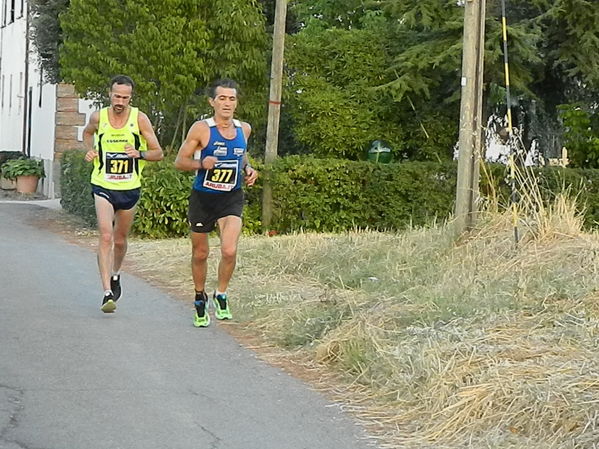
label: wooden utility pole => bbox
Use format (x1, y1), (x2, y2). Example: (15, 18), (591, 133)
(455, 0), (486, 236)
(261, 0), (287, 231)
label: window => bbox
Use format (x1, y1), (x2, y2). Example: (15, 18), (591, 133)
(1, 0), (16, 25)
(38, 69), (43, 107)
(18, 0), (23, 18)
(1, 0), (7, 27)
(9, 74), (13, 109)
(18, 72), (23, 114)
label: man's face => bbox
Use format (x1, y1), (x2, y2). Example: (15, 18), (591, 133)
(109, 83), (132, 114)
(209, 87), (238, 120)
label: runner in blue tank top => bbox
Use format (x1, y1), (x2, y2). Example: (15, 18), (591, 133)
(174, 79), (258, 327)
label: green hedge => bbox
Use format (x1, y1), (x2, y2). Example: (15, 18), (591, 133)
(60, 150), (599, 237)
(269, 156), (457, 232)
(60, 150), (95, 225)
(59, 150), (262, 238)
(133, 155), (195, 238)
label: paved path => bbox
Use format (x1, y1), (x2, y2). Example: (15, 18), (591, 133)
(0, 203), (375, 449)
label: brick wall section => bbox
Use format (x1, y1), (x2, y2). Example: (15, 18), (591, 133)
(54, 83), (86, 154)
(53, 83), (87, 197)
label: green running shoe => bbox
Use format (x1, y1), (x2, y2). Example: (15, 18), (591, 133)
(213, 293), (232, 320)
(193, 310), (210, 327)
(101, 293), (116, 313)
(193, 293), (210, 327)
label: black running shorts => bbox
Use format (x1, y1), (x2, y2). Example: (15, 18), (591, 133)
(91, 185), (140, 211)
(188, 188), (244, 233)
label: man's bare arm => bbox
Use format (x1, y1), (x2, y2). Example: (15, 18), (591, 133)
(83, 111), (100, 162)
(175, 121), (212, 171)
(130, 112), (163, 161)
(241, 122), (257, 186)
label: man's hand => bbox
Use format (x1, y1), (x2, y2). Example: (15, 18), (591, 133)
(124, 144), (141, 159)
(84, 150), (98, 162)
(244, 166), (258, 187)
(201, 156), (218, 170)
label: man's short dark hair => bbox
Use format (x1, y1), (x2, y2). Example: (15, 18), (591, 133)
(110, 75), (135, 91)
(207, 78), (239, 99)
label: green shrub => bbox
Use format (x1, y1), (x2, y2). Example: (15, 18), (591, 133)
(1, 158), (45, 180)
(0, 151), (25, 171)
(60, 150), (95, 225)
(132, 155), (195, 238)
(59, 149), (599, 238)
(59, 150), (264, 238)
(268, 156), (457, 232)
(558, 103), (599, 168)
(134, 154), (265, 238)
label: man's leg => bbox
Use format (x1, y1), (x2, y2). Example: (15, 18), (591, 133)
(211, 215), (241, 320)
(94, 195), (116, 292)
(190, 231), (210, 292)
(112, 206), (137, 273)
(191, 231), (211, 327)
(216, 215), (242, 292)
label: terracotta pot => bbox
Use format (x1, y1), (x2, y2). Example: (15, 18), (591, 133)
(16, 175), (39, 194)
(0, 176), (16, 190)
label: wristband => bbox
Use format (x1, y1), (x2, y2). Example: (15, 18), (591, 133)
(139, 151), (146, 160)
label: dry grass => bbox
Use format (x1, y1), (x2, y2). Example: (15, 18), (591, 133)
(125, 184), (599, 448)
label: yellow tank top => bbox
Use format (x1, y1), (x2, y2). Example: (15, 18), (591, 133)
(90, 107), (147, 190)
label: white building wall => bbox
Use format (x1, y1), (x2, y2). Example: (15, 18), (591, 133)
(0, 2), (27, 152)
(1, 0), (93, 198)
(29, 77), (56, 160)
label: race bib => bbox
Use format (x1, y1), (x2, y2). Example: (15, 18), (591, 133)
(105, 152), (134, 182)
(202, 160), (239, 192)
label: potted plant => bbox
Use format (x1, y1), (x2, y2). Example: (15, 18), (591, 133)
(0, 167), (16, 190)
(0, 158), (45, 194)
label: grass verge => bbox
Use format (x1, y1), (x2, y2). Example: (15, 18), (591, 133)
(126, 193), (599, 448)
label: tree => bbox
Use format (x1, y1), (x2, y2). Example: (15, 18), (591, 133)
(285, 0), (599, 161)
(29, 0), (70, 84)
(60, 0), (268, 146)
(283, 1), (461, 162)
(384, 0), (599, 157)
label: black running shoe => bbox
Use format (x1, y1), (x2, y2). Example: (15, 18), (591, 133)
(110, 275), (121, 301)
(193, 291), (210, 327)
(101, 292), (116, 313)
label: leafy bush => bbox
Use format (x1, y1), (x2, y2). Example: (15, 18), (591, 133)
(132, 154), (195, 238)
(0, 151), (24, 170)
(1, 158), (45, 180)
(60, 150), (95, 225)
(269, 156), (457, 232)
(60, 149), (599, 238)
(59, 149), (262, 238)
(558, 103), (599, 168)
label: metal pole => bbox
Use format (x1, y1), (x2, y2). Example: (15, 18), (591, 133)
(261, 0), (287, 231)
(22, 0), (30, 156)
(501, 0), (519, 245)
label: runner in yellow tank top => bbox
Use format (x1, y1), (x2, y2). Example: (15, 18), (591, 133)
(83, 75), (164, 313)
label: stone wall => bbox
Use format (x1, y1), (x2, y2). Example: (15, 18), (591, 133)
(54, 84), (86, 156)
(52, 83), (87, 197)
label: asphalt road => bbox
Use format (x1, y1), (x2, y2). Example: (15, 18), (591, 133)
(0, 203), (375, 449)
